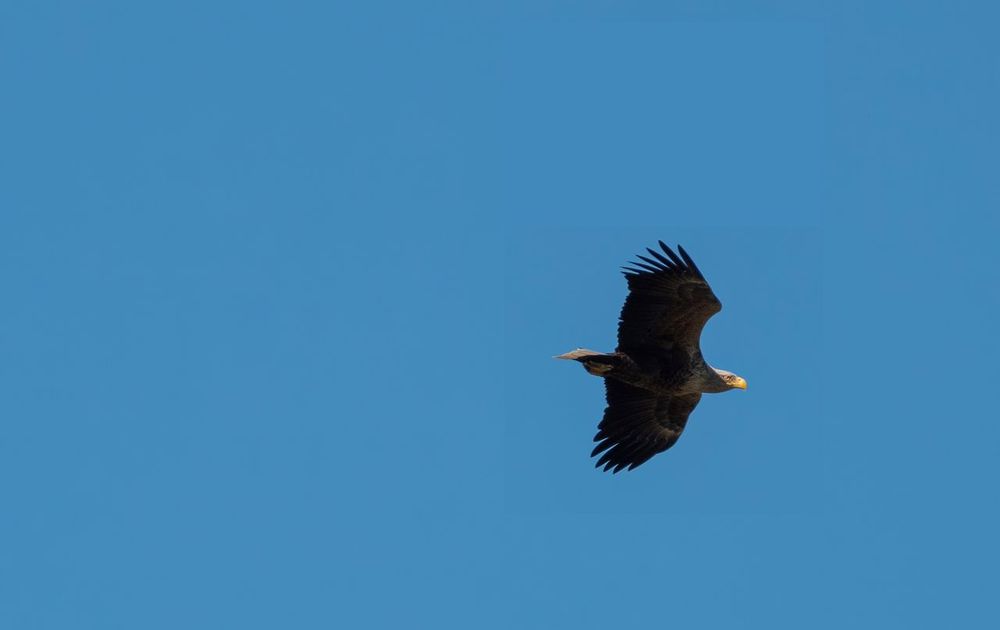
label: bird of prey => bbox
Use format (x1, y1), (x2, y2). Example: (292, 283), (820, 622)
(556, 240), (746, 473)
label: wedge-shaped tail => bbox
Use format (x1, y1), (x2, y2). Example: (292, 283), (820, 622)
(555, 348), (620, 376)
(554, 348), (603, 361)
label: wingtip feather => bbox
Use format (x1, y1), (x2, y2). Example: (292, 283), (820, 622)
(658, 240), (685, 268)
(676, 244), (705, 279)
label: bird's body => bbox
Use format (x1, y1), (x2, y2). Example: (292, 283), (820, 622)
(556, 240), (746, 473)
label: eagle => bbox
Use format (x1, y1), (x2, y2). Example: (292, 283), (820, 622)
(556, 240), (747, 473)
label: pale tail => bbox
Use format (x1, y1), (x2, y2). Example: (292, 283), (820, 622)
(554, 348), (603, 360)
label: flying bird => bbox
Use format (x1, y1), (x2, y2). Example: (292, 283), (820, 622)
(556, 240), (746, 473)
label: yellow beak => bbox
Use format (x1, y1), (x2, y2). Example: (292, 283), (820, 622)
(734, 377), (747, 390)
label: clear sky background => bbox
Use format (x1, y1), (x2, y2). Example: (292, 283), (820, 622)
(1, 1), (998, 628)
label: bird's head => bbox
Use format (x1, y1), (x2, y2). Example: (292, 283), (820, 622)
(713, 369), (747, 391)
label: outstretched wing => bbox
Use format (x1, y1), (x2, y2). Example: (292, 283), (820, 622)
(591, 379), (702, 473)
(617, 241), (721, 352)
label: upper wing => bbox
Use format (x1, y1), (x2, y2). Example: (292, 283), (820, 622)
(591, 379), (702, 473)
(617, 241), (722, 353)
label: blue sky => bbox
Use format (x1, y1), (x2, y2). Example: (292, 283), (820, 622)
(2, 1), (999, 628)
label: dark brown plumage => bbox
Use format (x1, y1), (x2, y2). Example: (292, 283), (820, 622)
(557, 240), (746, 473)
